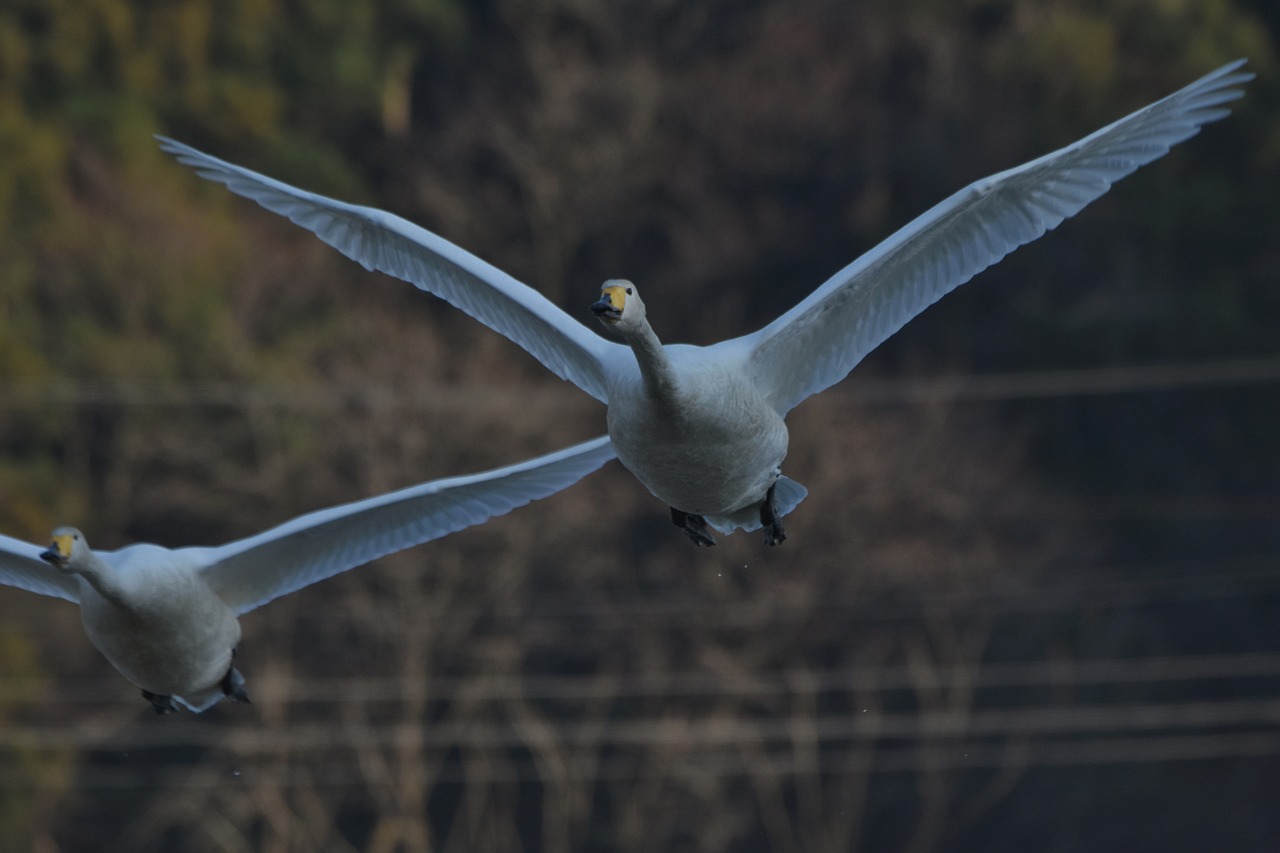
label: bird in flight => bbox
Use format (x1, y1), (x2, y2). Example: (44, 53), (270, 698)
(161, 60), (1251, 546)
(0, 436), (614, 712)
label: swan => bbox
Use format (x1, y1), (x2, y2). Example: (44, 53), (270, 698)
(159, 61), (1251, 546)
(0, 435), (614, 713)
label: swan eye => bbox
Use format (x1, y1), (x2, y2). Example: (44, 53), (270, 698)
(626, 287), (633, 295)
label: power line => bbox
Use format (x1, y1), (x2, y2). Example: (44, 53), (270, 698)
(1, 356), (1278, 411)
(6, 696), (1280, 752)
(845, 356), (1280, 403)
(200, 551), (1280, 634)
(267, 551), (1275, 633)
(0, 378), (593, 414)
(3, 731), (1279, 790)
(9, 651), (1280, 706)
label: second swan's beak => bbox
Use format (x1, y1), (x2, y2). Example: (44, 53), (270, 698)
(591, 295), (622, 323)
(39, 532), (74, 567)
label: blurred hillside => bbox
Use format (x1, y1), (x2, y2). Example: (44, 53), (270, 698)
(1, 1), (1278, 851)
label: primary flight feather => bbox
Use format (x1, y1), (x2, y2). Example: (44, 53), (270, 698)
(161, 60), (1251, 545)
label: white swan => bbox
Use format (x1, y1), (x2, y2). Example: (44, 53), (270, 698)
(0, 435), (614, 712)
(160, 61), (1251, 546)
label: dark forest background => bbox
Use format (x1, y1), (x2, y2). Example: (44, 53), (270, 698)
(2, 1), (1279, 850)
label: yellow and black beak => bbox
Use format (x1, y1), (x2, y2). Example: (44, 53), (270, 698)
(591, 285), (626, 323)
(39, 534), (73, 566)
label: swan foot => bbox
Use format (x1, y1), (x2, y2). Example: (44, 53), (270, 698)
(671, 507), (716, 547)
(760, 483), (787, 546)
(142, 690), (179, 715)
(221, 665), (251, 704)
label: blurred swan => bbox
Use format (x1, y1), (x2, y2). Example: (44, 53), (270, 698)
(160, 61), (1251, 546)
(0, 436), (614, 713)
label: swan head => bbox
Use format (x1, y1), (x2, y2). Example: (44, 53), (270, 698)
(39, 526), (89, 573)
(590, 279), (645, 333)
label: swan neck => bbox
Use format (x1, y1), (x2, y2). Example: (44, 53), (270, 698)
(76, 554), (131, 608)
(624, 321), (677, 399)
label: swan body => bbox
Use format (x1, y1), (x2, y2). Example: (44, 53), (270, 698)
(72, 540), (243, 711)
(604, 352), (786, 521)
(0, 436), (615, 711)
(159, 61), (1252, 545)
(593, 283), (795, 541)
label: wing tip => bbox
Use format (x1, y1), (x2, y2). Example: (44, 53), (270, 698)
(155, 134), (196, 159)
(1190, 59), (1253, 104)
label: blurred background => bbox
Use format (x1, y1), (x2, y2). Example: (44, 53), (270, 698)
(2, 0), (1279, 850)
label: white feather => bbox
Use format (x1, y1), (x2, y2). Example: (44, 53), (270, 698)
(161, 61), (1251, 543)
(0, 436), (614, 711)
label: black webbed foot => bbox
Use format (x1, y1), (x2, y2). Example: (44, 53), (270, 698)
(671, 507), (716, 547)
(221, 665), (251, 704)
(142, 689), (179, 715)
(760, 482), (787, 547)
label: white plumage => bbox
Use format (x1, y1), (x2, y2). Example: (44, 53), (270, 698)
(0, 436), (614, 712)
(160, 61), (1251, 545)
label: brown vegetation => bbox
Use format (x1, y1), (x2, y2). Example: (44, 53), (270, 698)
(1, 0), (1278, 850)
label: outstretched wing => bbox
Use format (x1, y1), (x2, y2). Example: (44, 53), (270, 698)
(196, 436), (615, 615)
(738, 60), (1252, 415)
(0, 534), (79, 603)
(158, 137), (626, 404)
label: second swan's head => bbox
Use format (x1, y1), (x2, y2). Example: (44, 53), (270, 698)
(590, 279), (645, 333)
(39, 526), (89, 573)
